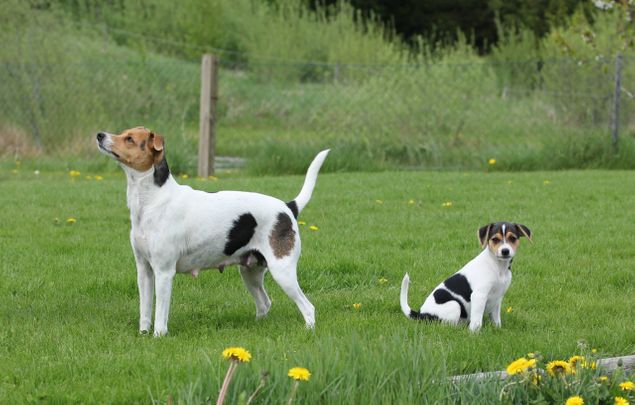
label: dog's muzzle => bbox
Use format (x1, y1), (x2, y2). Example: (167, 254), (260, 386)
(96, 132), (120, 159)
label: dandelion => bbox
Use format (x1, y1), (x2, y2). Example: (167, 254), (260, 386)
(95, 175), (104, 181)
(66, 218), (77, 224)
(546, 360), (572, 376)
(569, 355), (585, 369)
(34, 170), (40, 176)
(353, 303), (361, 310)
(217, 347), (251, 405)
(69, 170), (81, 178)
(598, 376), (609, 383)
(506, 306), (513, 313)
(85, 176), (93, 180)
(591, 348), (598, 354)
(287, 367), (311, 405)
(488, 158), (497, 165)
(442, 201), (453, 208)
(614, 396), (629, 405)
(407, 199), (415, 205)
(297, 221), (306, 225)
(378, 277), (388, 284)
(309, 225), (318, 231)
(208, 175), (218, 181)
(620, 381), (634, 391)
(543, 180), (551, 185)
(180, 174), (189, 179)
(11, 169), (18, 174)
(527, 352), (535, 359)
(565, 396), (584, 405)
(375, 199), (384, 204)
(506, 357), (536, 375)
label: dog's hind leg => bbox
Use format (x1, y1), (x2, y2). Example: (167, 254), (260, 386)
(239, 266), (271, 319)
(268, 260), (315, 328)
(434, 301), (463, 325)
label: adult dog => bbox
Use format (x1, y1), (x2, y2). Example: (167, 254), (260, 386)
(97, 127), (329, 336)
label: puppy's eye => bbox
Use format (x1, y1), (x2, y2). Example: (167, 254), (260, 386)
(125, 136), (134, 143)
(491, 237), (501, 244)
(508, 236), (517, 242)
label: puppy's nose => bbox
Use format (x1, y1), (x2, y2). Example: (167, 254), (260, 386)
(96, 132), (105, 142)
(501, 248), (510, 256)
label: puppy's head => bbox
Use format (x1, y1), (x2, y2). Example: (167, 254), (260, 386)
(96, 127), (164, 172)
(477, 222), (531, 260)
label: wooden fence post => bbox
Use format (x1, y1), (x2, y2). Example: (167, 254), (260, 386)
(611, 53), (623, 148)
(198, 54), (219, 177)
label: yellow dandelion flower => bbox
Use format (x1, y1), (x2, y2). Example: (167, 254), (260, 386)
(69, 170), (81, 177)
(546, 360), (572, 376)
(66, 218), (77, 224)
(488, 158), (497, 165)
(619, 381), (634, 391)
(407, 199), (415, 205)
(531, 372), (541, 385)
(309, 225), (318, 231)
(222, 347), (251, 363)
(527, 352), (535, 359)
(506, 357), (536, 375)
(591, 348), (598, 354)
(569, 355), (585, 370)
(598, 376), (609, 383)
(506, 306), (513, 313)
(180, 174), (189, 179)
(353, 303), (361, 310)
(95, 175), (104, 181)
(85, 176), (93, 180)
(565, 396), (584, 405)
(288, 367), (311, 381)
(543, 180), (551, 185)
(11, 169), (18, 174)
(208, 175), (218, 181)
(442, 201), (453, 208)
(614, 396), (629, 405)
(297, 220), (306, 225)
(375, 199), (384, 204)
(378, 277), (388, 284)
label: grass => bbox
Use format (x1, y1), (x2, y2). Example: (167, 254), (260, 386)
(1, 162), (634, 403)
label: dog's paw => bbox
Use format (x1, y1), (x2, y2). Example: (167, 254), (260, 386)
(153, 328), (168, 337)
(469, 322), (482, 333)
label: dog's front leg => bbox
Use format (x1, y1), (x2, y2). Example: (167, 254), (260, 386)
(489, 297), (503, 328)
(135, 253), (154, 334)
(153, 265), (176, 337)
(469, 292), (489, 332)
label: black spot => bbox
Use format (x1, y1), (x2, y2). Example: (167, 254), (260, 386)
(223, 213), (258, 256)
(443, 273), (473, 303)
(433, 288), (468, 319)
(269, 212), (295, 258)
(241, 249), (267, 268)
(409, 310), (440, 321)
(153, 156), (170, 187)
(286, 200), (298, 218)
(140, 140), (146, 151)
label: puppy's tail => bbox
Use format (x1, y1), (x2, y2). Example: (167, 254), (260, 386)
(400, 273), (438, 321)
(286, 149), (330, 218)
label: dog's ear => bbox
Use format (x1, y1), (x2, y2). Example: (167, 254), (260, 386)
(477, 223), (493, 247)
(149, 132), (164, 153)
(516, 224), (532, 242)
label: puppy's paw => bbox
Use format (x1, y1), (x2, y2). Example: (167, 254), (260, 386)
(153, 328), (168, 337)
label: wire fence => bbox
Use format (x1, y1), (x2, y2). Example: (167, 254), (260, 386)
(0, 43), (633, 171)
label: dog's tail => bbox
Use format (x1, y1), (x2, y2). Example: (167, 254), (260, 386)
(286, 149), (330, 218)
(400, 273), (438, 321)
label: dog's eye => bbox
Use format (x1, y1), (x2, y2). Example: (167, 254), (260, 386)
(491, 237), (501, 244)
(508, 236), (517, 242)
(125, 136), (134, 143)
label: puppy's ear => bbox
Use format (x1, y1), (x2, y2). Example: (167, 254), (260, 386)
(477, 223), (493, 247)
(516, 224), (532, 242)
(149, 132), (164, 157)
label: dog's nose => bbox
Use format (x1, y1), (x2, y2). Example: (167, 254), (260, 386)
(501, 248), (510, 256)
(96, 132), (105, 142)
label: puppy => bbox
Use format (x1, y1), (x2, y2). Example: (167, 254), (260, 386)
(400, 222), (531, 332)
(96, 127), (329, 336)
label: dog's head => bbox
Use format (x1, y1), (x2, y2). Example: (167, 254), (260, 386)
(96, 127), (164, 172)
(477, 222), (531, 260)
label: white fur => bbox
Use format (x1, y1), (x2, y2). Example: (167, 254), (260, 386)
(99, 132), (328, 336)
(400, 247), (513, 333)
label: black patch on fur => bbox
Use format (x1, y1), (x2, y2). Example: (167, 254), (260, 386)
(243, 249), (267, 267)
(286, 200), (298, 219)
(433, 288), (468, 319)
(223, 213), (258, 256)
(409, 310), (440, 321)
(153, 157), (170, 187)
(269, 212), (295, 258)
(140, 140), (146, 151)
(443, 273), (473, 303)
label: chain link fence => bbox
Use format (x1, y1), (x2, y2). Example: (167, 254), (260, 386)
(0, 46), (633, 172)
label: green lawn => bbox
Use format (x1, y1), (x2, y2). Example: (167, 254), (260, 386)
(1, 166), (634, 403)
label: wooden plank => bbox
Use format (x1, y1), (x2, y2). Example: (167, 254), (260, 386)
(198, 53), (219, 177)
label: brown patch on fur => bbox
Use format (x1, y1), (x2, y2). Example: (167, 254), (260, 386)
(269, 213), (295, 259)
(488, 231), (504, 251)
(108, 127), (164, 171)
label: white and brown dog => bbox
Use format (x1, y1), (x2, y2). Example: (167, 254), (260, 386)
(96, 127), (329, 336)
(400, 222), (531, 332)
